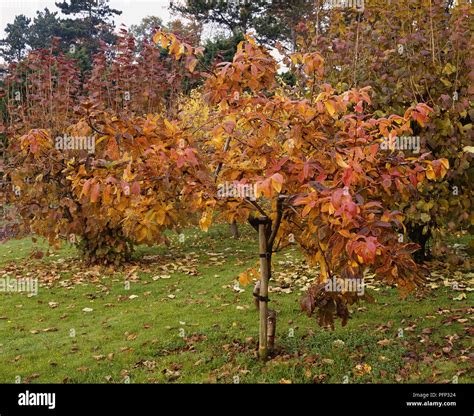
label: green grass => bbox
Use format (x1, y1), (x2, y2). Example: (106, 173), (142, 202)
(0, 225), (472, 384)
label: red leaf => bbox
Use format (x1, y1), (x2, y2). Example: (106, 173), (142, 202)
(90, 183), (100, 203)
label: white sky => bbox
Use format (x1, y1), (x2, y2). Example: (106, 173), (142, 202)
(1, 0), (174, 36)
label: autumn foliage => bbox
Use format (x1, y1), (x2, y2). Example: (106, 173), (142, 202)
(0, 14), (457, 328)
(1, 29), (207, 264)
(172, 35), (449, 327)
(292, 0), (473, 259)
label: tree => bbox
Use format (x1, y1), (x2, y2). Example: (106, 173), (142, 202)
(154, 31), (448, 359)
(55, 0), (122, 69)
(130, 16), (164, 46)
(170, 0), (312, 47)
(27, 9), (63, 51)
(1, 30), (205, 264)
(6, 112), (209, 264)
(55, 0), (121, 21)
(291, 0), (473, 261)
(1, 1), (122, 71)
(0, 15), (31, 63)
(3, 27), (451, 356)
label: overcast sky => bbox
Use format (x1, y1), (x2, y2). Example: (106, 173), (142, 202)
(1, 0), (174, 36)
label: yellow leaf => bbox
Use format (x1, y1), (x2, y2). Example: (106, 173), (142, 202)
(123, 164), (135, 182)
(153, 32), (169, 49)
(137, 226), (147, 243)
(353, 363), (372, 377)
(336, 153), (348, 168)
(442, 63), (456, 75)
(426, 165), (436, 180)
(164, 119), (176, 136)
(440, 158), (449, 170)
(279, 378), (292, 384)
(199, 211), (212, 232)
(453, 293), (466, 301)
(152, 32), (161, 45)
(96, 135), (108, 146)
(339, 229), (352, 238)
(156, 208), (166, 225)
(324, 101), (336, 116)
(176, 44), (185, 60)
(239, 267), (258, 286)
(302, 203), (313, 218)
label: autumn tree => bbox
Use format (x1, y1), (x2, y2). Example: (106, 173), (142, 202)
(292, 0), (473, 261)
(155, 32), (449, 359)
(2, 24), (455, 361)
(1, 29), (207, 264)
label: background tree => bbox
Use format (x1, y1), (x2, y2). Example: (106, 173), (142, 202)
(1, 0), (122, 72)
(1, 29), (205, 264)
(170, 0), (311, 47)
(168, 19), (203, 47)
(55, 0), (122, 70)
(201, 33), (244, 68)
(130, 15), (164, 46)
(27, 9), (63, 51)
(290, 0), (473, 261)
(0, 15), (31, 63)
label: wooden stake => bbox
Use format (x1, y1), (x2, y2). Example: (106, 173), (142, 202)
(258, 217), (270, 361)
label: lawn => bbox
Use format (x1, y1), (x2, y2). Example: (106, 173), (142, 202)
(0, 225), (472, 384)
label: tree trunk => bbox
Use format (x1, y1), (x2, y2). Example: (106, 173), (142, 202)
(258, 219), (270, 361)
(253, 280), (277, 355)
(230, 221), (240, 239)
(267, 309), (277, 353)
(408, 224), (432, 263)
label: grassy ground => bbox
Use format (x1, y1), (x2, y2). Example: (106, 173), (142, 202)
(0, 225), (472, 384)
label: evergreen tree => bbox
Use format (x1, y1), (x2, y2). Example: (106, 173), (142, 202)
(0, 15), (31, 63)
